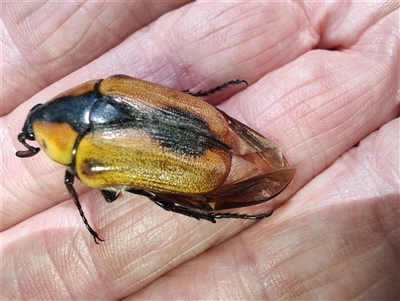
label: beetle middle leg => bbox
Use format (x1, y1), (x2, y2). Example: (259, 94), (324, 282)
(65, 170), (104, 244)
(183, 79), (248, 97)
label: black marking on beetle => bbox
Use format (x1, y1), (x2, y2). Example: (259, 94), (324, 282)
(23, 81), (103, 139)
(23, 91), (99, 137)
(89, 95), (231, 156)
(148, 105), (231, 156)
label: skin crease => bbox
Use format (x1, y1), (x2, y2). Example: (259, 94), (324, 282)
(1, 1), (399, 300)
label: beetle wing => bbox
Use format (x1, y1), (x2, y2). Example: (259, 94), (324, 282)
(217, 109), (289, 171)
(208, 110), (296, 210)
(155, 193), (212, 211)
(208, 167), (296, 210)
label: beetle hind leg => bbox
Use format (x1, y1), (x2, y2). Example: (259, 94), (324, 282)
(126, 188), (217, 223)
(154, 198), (217, 223)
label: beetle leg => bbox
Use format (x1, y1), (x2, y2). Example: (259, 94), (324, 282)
(65, 170), (104, 244)
(183, 79), (248, 97)
(125, 188), (217, 223)
(212, 211), (273, 220)
(100, 189), (120, 203)
(126, 187), (274, 222)
(153, 198), (217, 223)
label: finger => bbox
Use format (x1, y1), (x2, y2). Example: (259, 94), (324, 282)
(220, 7), (399, 198)
(1, 3), (398, 299)
(2, 3), (323, 299)
(301, 1), (398, 49)
(2, 1), (190, 115)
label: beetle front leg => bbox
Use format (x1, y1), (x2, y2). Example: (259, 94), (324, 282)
(65, 170), (104, 243)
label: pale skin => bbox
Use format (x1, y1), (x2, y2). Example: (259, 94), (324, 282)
(1, 2), (399, 300)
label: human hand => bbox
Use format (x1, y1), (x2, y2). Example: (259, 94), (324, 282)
(2, 2), (399, 299)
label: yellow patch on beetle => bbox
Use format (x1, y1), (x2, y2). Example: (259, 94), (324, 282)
(32, 121), (78, 165)
(75, 128), (232, 194)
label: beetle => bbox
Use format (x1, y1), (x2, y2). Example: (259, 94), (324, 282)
(16, 74), (296, 243)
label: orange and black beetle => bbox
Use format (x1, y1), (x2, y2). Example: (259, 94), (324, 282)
(16, 75), (295, 243)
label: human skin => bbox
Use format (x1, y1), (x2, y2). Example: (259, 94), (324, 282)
(1, 1), (399, 300)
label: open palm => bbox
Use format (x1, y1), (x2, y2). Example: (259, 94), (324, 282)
(2, 2), (399, 299)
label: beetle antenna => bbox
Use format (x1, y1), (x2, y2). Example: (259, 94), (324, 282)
(15, 133), (40, 158)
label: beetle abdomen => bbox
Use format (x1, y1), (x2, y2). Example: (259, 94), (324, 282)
(75, 128), (232, 194)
